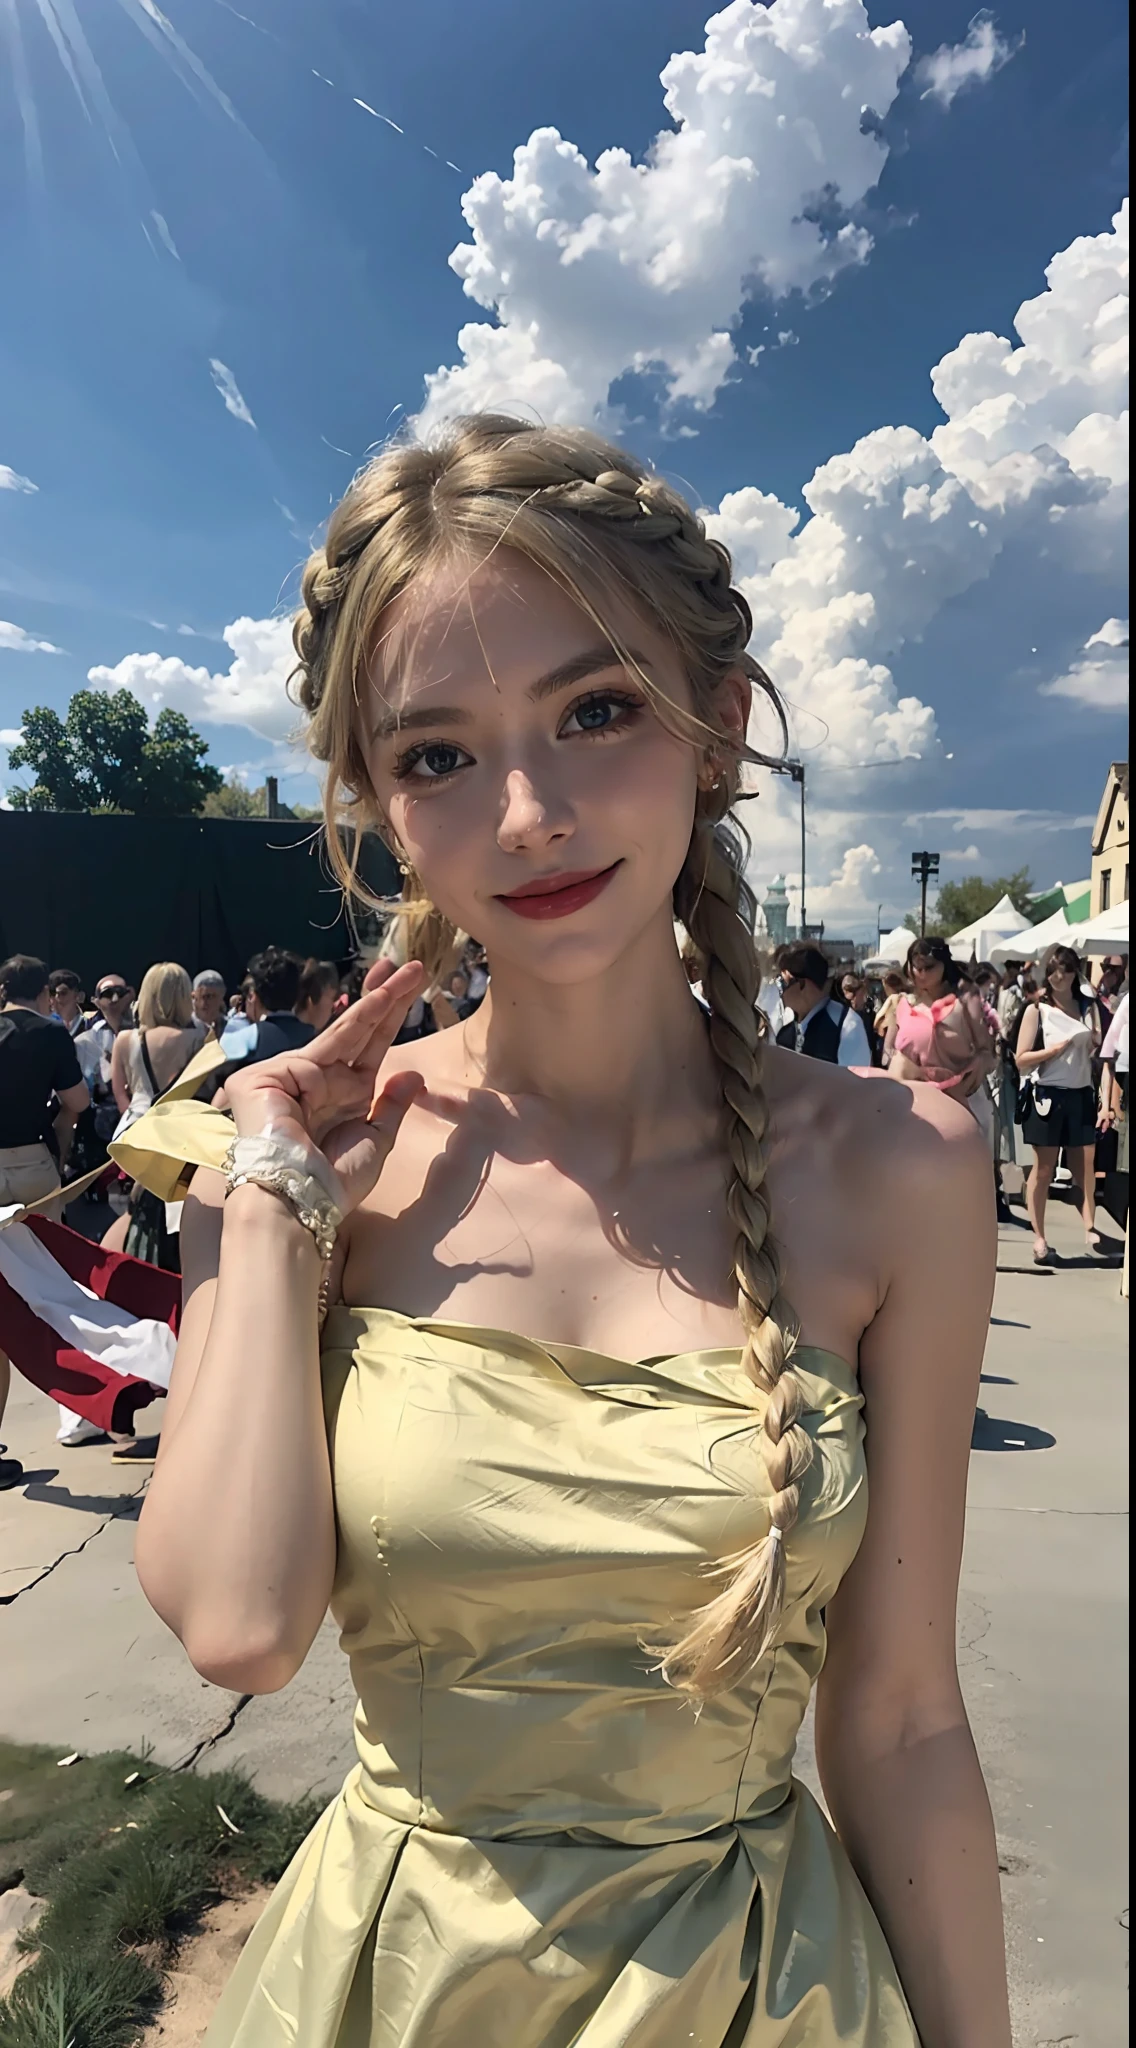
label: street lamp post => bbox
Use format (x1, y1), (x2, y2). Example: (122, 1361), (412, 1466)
(910, 851), (940, 936)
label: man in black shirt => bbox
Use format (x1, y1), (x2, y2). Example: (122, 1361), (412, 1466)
(1, 954), (90, 1487)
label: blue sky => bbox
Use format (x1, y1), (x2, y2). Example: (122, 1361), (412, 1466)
(1, 0), (1128, 935)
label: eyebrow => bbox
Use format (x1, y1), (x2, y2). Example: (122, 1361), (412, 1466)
(369, 644), (641, 742)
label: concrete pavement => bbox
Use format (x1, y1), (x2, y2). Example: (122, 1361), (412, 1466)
(0, 1191), (1127, 2044)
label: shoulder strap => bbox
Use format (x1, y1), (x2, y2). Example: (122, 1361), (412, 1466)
(136, 1030), (162, 1098)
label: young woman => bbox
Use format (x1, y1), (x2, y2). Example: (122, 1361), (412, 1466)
(1015, 943), (1103, 1264)
(110, 961), (206, 1129)
(126, 417), (1009, 2047)
(885, 937), (997, 1142)
(872, 968), (907, 1065)
(108, 962), (206, 1273)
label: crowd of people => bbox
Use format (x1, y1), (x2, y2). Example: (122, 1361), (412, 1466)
(758, 934), (1129, 1262)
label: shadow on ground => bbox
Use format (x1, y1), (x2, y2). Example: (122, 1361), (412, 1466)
(971, 1408), (1056, 1452)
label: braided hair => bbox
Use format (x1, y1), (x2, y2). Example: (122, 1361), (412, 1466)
(291, 413), (811, 1697)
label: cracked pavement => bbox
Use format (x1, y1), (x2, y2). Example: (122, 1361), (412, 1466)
(0, 1192), (1127, 2040)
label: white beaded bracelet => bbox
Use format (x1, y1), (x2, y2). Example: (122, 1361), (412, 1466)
(222, 1131), (345, 1264)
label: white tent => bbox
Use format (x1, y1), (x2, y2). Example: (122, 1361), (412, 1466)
(947, 892), (1030, 963)
(988, 906), (1074, 966)
(863, 924), (913, 971)
(1074, 902), (1130, 955)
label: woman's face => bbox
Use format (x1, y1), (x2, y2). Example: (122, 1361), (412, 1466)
(910, 954), (947, 996)
(362, 552), (746, 988)
(1047, 956), (1079, 996)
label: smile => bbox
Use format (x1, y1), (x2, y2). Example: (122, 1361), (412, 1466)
(494, 861), (623, 921)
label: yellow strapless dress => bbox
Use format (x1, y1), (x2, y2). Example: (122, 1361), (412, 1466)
(196, 1308), (918, 2046)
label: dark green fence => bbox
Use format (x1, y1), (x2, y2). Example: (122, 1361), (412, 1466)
(0, 813), (398, 991)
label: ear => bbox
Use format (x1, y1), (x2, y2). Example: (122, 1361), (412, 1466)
(715, 667), (752, 752)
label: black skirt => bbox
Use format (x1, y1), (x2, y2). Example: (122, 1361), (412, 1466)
(1021, 1083), (1097, 1150)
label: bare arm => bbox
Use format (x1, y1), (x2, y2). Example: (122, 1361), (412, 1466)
(816, 1092), (1010, 2048)
(110, 1030), (132, 1113)
(52, 1078), (89, 1169)
(134, 962), (426, 1694)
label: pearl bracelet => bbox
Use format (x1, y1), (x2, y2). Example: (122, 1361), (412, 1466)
(222, 1132), (344, 1265)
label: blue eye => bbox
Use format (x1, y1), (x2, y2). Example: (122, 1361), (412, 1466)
(394, 741), (471, 783)
(562, 690), (643, 737)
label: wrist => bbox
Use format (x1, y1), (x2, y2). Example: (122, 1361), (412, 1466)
(222, 1180), (323, 1262)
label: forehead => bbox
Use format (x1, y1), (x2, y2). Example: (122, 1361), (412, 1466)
(366, 549), (673, 718)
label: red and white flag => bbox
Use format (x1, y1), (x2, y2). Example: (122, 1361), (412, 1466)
(0, 1214), (180, 1435)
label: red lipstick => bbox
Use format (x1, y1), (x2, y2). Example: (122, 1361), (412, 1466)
(494, 861), (622, 921)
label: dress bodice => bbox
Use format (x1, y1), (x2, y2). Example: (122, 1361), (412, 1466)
(320, 1307), (868, 1847)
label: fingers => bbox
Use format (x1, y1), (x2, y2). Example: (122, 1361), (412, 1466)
(365, 1068), (425, 1139)
(362, 956), (397, 995)
(314, 962), (426, 1067)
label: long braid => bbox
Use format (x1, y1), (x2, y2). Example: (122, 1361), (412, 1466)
(289, 414), (809, 1695)
(663, 816), (814, 1697)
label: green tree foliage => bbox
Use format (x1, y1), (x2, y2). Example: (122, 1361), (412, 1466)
(905, 868), (1034, 937)
(6, 690), (222, 816)
(201, 772), (266, 819)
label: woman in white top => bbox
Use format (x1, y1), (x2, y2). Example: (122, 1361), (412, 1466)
(111, 962), (206, 1132)
(1014, 944), (1102, 1264)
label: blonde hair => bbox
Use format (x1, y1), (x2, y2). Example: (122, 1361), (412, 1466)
(136, 961), (193, 1030)
(290, 413), (812, 1697)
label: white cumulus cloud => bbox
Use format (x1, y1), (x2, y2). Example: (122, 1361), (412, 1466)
(1, 465), (38, 493)
(0, 620), (61, 653)
(708, 200), (1128, 782)
(87, 615), (300, 743)
(418, 0), (914, 431)
(1040, 616), (1129, 710)
(914, 10), (1021, 108)
(209, 358), (257, 428)
(807, 842), (883, 921)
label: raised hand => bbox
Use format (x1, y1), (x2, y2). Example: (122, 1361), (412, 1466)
(225, 959), (427, 1214)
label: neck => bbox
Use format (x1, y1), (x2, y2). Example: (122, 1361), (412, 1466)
(461, 905), (720, 1164)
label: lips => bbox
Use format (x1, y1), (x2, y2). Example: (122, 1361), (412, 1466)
(494, 861), (623, 921)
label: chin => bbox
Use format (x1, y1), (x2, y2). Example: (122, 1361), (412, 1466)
(479, 899), (676, 988)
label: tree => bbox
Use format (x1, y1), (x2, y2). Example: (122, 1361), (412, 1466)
(904, 868), (1034, 938)
(7, 689), (222, 816)
(202, 773), (267, 819)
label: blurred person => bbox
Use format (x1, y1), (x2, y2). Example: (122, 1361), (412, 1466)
(75, 972), (135, 1165)
(192, 969), (228, 1033)
(872, 970), (907, 1066)
(886, 938), (997, 1144)
(0, 955), (91, 1476)
(463, 938), (489, 1014)
(110, 963), (207, 1133)
(96, 962), (207, 1298)
(1099, 990), (1129, 1175)
(840, 972), (879, 1064)
(295, 959), (341, 1035)
(773, 943), (871, 1066)
(48, 969), (92, 1038)
(995, 961), (1027, 1045)
(1096, 956), (1128, 1015)
(1015, 944), (1103, 1264)
(219, 949), (314, 1069)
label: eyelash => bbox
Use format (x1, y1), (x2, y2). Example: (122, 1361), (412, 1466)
(390, 688), (646, 785)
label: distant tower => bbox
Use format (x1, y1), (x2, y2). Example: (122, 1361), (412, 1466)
(763, 874), (790, 947)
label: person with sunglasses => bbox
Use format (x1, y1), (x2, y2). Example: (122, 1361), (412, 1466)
(772, 943), (872, 1067)
(74, 976), (135, 1163)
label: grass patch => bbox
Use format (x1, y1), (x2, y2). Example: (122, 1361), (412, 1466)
(0, 1739), (321, 2048)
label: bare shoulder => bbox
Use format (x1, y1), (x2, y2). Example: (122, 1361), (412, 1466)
(764, 1044), (989, 1202)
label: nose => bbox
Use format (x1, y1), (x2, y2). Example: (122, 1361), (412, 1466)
(496, 766), (574, 855)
